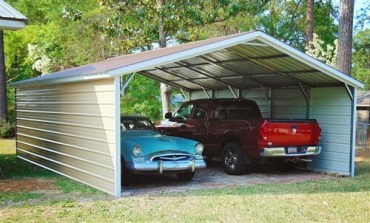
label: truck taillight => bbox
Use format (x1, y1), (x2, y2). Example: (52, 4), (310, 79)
(258, 121), (269, 148)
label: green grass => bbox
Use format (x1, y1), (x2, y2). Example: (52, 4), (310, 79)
(1, 139), (370, 222)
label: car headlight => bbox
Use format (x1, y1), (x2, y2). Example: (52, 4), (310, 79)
(195, 143), (204, 155)
(132, 145), (142, 157)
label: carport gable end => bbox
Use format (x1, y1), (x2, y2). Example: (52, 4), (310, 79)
(11, 31), (363, 197)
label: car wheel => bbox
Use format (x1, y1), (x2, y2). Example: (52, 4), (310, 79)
(222, 143), (246, 175)
(121, 157), (133, 186)
(176, 172), (195, 181)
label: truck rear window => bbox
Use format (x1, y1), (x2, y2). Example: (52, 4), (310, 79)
(214, 101), (261, 119)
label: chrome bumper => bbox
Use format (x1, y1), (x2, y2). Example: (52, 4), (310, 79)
(126, 159), (206, 173)
(260, 146), (321, 157)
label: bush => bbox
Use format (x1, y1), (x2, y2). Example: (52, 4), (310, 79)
(0, 120), (15, 138)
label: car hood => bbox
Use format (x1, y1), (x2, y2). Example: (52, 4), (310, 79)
(120, 130), (198, 157)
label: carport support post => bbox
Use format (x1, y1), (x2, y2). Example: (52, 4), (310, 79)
(114, 76), (121, 197)
(350, 86), (357, 177)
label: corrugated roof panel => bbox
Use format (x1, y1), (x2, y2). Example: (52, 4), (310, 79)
(253, 74), (297, 87)
(206, 49), (241, 61)
(262, 57), (314, 72)
(225, 61), (273, 75)
(231, 44), (284, 59)
(193, 64), (239, 78)
(294, 72), (342, 86)
(221, 76), (262, 88)
(0, 0), (27, 21)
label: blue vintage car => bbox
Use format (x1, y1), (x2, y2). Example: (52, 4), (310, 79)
(120, 115), (206, 184)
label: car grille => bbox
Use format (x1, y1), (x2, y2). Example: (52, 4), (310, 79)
(150, 153), (191, 161)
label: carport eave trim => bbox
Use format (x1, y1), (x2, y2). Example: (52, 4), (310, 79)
(256, 33), (364, 89)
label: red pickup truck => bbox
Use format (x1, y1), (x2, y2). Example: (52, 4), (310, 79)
(156, 98), (321, 175)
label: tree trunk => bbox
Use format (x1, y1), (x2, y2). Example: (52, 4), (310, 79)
(157, 0), (171, 118)
(0, 30), (8, 122)
(337, 0), (354, 76)
(306, 0), (314, 47)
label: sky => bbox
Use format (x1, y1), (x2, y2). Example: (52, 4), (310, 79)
(333, 0), (370, 30)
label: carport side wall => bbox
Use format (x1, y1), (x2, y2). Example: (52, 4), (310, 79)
(308, 87), (352, 175)
(15, 78), (118, 195)
(271, 88), (308, 119)
(191, 89), (271, 118)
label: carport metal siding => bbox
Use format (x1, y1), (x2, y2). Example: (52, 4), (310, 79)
(308, 87), (354, 175)
(15, 78), (119, 195)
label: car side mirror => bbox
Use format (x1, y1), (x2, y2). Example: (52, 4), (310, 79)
(164, 112), (172, 119)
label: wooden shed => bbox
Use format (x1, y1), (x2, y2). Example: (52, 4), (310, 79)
(11, 31), (363, 197)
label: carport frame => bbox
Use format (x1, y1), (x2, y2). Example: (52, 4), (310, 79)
(11, 31), (364, 197)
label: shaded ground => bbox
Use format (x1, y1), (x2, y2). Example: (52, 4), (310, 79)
(123, 161), (333, 196)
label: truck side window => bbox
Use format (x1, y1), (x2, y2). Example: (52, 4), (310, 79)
(192, 103), (208, 119)
(173, 103), (194, 119)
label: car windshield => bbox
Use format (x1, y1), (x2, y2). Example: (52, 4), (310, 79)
(121, 117), (155, 131)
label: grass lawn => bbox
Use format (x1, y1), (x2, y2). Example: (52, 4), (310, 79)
(1, 139), (369, 222)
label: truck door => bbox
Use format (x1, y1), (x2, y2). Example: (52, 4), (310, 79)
(181, 101), (210, 142)
(171, 101), (209, 142)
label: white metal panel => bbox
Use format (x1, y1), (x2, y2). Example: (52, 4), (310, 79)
(16, 78), (118, 195)
(308, 87), (352, 175)
(271, 88), (307, 119)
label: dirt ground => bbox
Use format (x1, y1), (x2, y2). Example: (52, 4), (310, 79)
(0, 178), (57, 193)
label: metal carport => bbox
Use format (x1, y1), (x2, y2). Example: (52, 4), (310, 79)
(11, 31), (363, 197)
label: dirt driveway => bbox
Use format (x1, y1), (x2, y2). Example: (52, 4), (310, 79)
(123, 162), (333, 196)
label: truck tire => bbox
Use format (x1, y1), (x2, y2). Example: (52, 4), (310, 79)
(176, 172), (195, 181)
(222, 143), (246, 175)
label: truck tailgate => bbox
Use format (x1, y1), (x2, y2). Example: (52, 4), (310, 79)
(261, 119), (321, 147)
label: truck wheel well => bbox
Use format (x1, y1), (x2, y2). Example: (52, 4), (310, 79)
(222, 137), (241, 149)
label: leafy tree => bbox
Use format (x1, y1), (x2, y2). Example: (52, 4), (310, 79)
(99, 0), (272, 118)
(352, 29), (370, 89)
(120, 75), (162, 120)
(305, 33), (337, 67)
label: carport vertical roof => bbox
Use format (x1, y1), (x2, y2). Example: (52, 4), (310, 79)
(11, 31), (364, 89)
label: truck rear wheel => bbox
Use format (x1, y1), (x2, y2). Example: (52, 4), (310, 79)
(222, 143), (246, 175)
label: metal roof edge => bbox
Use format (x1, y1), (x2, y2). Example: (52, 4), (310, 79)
(10, 73), (112, 88)
(255, 32), (364, 89)
(0, 0), (28, 21)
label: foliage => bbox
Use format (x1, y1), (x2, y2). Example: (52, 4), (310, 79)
(352, 29), (370, 89)
(121, 75), (162, 121)
(305, 33), (338, 67)
(0, 119), (15, 138)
